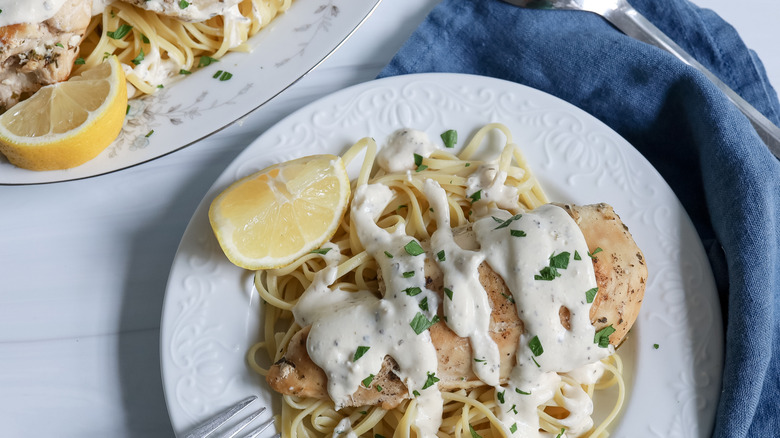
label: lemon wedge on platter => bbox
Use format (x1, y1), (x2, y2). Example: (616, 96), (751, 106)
(0, 55), (127, 171)
(209, 154), (351, 270)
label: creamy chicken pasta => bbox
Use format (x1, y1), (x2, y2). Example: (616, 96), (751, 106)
(249, 124), (647, 437)
(0, 0), (291, 111)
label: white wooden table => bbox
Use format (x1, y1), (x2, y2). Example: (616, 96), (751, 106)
(0, 0), (775, 436)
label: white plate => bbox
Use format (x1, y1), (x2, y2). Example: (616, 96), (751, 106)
(160, 73), (723, 437)
(0, 0), (381, 185)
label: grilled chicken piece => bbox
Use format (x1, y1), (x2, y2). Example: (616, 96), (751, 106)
(119, 0), (242, 22)
(0, 0), (92, 112)
(266, 203), (647, 409)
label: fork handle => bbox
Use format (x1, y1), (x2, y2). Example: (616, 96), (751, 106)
(604, 1), (780, 159)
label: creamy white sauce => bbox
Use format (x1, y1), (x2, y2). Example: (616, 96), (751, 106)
(122, 46), (181, 88)
(467, 163), (520, 211)
(137, 0), (242, 22)
(0, 0), (68, 27)
(91, 0), (113, 15)
(290, 128), (614, 437)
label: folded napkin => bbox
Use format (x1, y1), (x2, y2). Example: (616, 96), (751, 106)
(380, 0), (780, 435)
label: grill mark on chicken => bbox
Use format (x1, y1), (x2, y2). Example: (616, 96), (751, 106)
(0, 0), (91, 112)
(266, 203), (647, 408)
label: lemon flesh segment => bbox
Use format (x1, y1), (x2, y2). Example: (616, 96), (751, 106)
(209, 154), (351, 270)
(0, 56), (127, 171)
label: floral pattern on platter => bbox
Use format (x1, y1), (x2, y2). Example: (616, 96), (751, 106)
(160, 74), (723, 436)
(0, 0), (382, 185)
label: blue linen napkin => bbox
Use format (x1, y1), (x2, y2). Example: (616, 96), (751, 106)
(379, 0), (780, 435)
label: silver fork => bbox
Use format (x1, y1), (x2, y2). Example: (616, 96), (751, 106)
(501, 0), (780, 159)
(182, 396), (278, 438)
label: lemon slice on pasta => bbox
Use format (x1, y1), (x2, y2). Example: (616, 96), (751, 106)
(209, 154), (351, 270)
(0, 56), (127, 171)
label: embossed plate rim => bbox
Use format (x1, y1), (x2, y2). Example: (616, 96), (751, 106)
(160, 72), (723, 437)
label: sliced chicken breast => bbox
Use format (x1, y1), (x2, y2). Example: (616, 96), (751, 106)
(266, 203), (647, 409)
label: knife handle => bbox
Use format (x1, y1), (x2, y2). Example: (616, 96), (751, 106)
(604, 1), (780, 159)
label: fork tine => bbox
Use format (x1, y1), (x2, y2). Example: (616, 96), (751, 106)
(239, 418), (275, 438)
(217, 407), (267, 438)
(183, 396), (258, 438)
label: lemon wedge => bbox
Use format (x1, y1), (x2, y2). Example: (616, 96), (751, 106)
(0, 55), (127, 171)
(209, 154), (351, 270)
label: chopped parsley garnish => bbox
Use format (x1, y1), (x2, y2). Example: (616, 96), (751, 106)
(497, 390), (505, 404)
(594, 325), (616, 348)
(359, 411), (367, 415)
(469, 424), (482, 438)
(531, 356), (540, 367)
(198, 55), (218, 67)
(493, 214), (522, 230)
(549, 251), (571, 269)
(213, 70), (223, 79)
(422, 371), (440, 389)
(465, 162), (471, 167)
(444, 287), (453, 300)
(510, 423), (518, 433)
(468, 190), (482, 203)
(310, 247), (331, 255)
(179, 0), (190, 8)
(508, 404), (518, 414)
(515, 388), (531, 395)
(404, 240), (425, 256)
(102, 52), (111, 61)
(107, 24), (133, 40)
(402, 271), (415, 278)
(397, 204), (407, 211)
(361, 374), (374, 387)
(474, 358), (486, 363)
(384, 251), (393, 258)
(534, 266), (561, 281)
(510, 229), (526, 237)
(437, 250), (445, 261)
(419, 297), (429, 311)
(145, 129), (154, 137)
(125, 104), (130, 115)
(556, 428), (566, 438)
(653, 343), (660, 349)
(529, 335), (544, 356)
(403, 287), (422, 296)
(501, 292), (515, 303)
(413, 153), (427, 172)
(375, 385), (382, 392)
(141, 34), (150, 44)
(573, 250), (582, 261)
(588, 247), (603, 258)
(410, 312), (439, 335)
(179, 69), (192, 75)
(413, 390), (420, 397)
(131, 49), (145, 65)
(353, 346), (370, 361)
(74, 57), (85, 65)
(218, 71), (233, 81)
(157, 84), (164, 89)
(585, 287), (598, 303)
(440, 129), (457, 148)
(55, 42), (64, 48)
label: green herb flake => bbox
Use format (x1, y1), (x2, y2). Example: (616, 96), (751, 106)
(361, 374), (374, 387)
(384, 251), (393, 258)
(375, 385), (382, 392)
(198, 55), (218, 67)
(573, 250), (582, 261)
(556, 428), (566, 438)
(74, 57), (85, 65)
(515, 388), (531, 395)
(310, 247), (332, 255)
(588, 247), (603, 258)
(531, 356), (540, 368)
(131, 48), (145, 65)
(359, 411), (367, 415)
(404, 240), (425, 256)
(529, 335), (544, 356)
(510, 229), (526, 237)
(508, 404), (518, 414)
(397, 204), (407, 211)
(585, 287), (598, 304)
(653, 343), (660, 349)
(157, 84), (164, 89)
(145, 129), (154, 137)
(102, 52), (111, 61)
(437, 250), (445, 262)
(410, 313), (439, 335)
(444, 287), (453, 300)
(353, 346), (370, 362)
(402, 271), (415, 278)
(412, 390), (420, 397)
(497, 390), (505, 404)
(141, 34), (150, 44)
(474, 358), (486, 363)
(469, 190), (482, 203)
(534, 266), (560, 281)
(469, 424), (482, 438)
(213, 70), (223, 79)
(510, 423), (518, 434)
(549, 251), (571, 270)
(501, 292), (515, 303)
(125, 104), (130, 115)
(403, 287), (422, 297)
(594, 325), (616, 348)
(413, 153), (423, 166)
(494, 214), (522, 230)
(55, 42), (64, 48)
(419, 297), (429, 312)
(219, 71), (233, 81)
(179, 0), (189, 8)
(441, 129), (457, 148)
(179, 69), (191, 75)
(465, 162), (471, 167)
(416, 164), (428, 172)
(107, 24), (133, 40)
(422, 371), (440, 390)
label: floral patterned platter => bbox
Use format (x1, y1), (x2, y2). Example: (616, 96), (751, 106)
(160, 73), (723, 436)
(0, 0), (381, 185)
